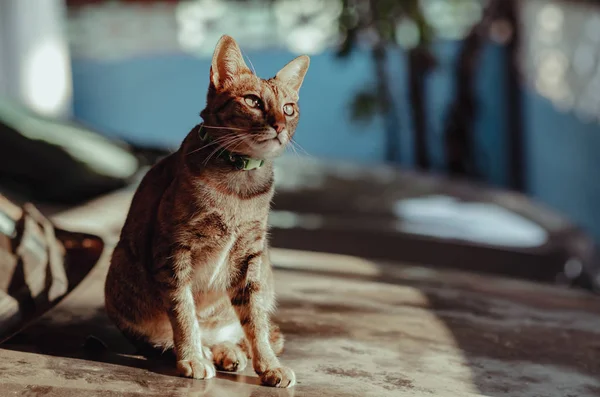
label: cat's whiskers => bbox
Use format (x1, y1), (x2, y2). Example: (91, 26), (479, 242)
(203, 144), (229, 166)
(201, 125), (262, 132)
(287, 140), (300, 161)
(228, 136), (248, 155)
(202, 136), (243, 165)
(292, 142), (305, 163)
(291, 138), (312, 158)
(186, 134), (240, 156)
(202, 134), (248, 166)
(199, 135), (237, 164)
(241, 49), (257, 75)
(222, 134), (248, 153)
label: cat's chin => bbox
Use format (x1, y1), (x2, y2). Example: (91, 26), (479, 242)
(246, 139), (285, 159)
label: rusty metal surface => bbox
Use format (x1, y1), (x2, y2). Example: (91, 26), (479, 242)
(0, 190), (599, 396)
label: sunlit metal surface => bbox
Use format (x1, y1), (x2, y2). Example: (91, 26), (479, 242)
(1, 189), (599, 396)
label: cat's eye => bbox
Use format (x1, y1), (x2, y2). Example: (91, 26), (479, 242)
(283, 103), (295, 116)
(244, 95), (262, 109)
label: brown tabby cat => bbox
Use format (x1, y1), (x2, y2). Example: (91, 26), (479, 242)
(104, 35), (309, 388)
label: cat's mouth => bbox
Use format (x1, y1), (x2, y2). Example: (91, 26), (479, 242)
(255, 134), (278, 143)
(246, 133), (287, 158)
(256, 137), (283, 150)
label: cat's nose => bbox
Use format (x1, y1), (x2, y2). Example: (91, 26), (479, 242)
(272, 122), (285, 134)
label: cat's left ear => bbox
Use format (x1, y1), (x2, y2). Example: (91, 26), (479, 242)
(275, 55), (310, 93)
(210, 35), (252, 90)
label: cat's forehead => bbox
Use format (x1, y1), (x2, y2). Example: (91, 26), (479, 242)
(231, 74), (298, 101)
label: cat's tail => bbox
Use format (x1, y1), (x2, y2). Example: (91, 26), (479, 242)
(270, 323), (285, 356)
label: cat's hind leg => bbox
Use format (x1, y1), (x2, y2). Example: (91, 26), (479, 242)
(211, 342), (248, 372)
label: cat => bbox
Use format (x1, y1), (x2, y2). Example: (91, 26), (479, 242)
(104, 35), (309, 388)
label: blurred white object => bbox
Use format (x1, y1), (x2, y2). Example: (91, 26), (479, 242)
(394, 195), (549, 248)
(0, 0), (73, 118)
(66, 0), (342, 60)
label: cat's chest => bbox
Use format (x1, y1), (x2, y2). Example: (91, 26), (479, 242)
(197, 232), (236, 290)
(189, 212), (265, 290)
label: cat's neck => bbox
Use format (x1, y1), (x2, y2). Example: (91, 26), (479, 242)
(178, 125), (275, 198)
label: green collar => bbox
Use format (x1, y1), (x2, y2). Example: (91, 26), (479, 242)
(197, 124), (265, 171)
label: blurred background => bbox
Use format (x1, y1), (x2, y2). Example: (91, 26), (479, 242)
(2, 0), (600, 290)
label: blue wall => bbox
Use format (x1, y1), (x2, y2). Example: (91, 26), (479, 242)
(71, 44), (508, 173)
(524, 91), (600, 239)
(70, 42), (600, 241)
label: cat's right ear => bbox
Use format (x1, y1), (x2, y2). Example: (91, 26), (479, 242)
(210, 35), (251, 90)
(275, 55), (310, 94)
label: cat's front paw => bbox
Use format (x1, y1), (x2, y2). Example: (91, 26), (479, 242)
(176, 357), (216, 380)
(259, 366), (296, 388)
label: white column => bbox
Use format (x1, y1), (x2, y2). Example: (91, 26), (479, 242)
(0, 0), (73, 119)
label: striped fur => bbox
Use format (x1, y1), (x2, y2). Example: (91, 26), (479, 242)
(104, 35), (308, 388)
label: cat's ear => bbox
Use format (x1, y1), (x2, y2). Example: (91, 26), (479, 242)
(275, 55), (310, 93)
(210, 35), (251, 90)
